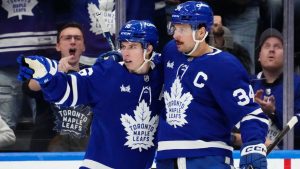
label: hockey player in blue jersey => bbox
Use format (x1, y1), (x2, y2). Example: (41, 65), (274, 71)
(17, 20), (163, 169)
(156, 1), (269, 169)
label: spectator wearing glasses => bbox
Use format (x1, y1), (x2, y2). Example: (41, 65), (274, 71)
(22, 22), (92, 152)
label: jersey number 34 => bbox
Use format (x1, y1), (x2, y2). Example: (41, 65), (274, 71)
(233, 85), (255, 106)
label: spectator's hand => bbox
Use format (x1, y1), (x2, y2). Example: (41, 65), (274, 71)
(17, 55), (58, 84)
(239, 141), (267, 169)
(255, 89), (276, 116)
(58, 55), (79, 73)
(97, 50), (123, 63)
(265, 138), (273, 147)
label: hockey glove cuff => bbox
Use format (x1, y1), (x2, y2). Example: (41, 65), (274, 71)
(239, 140), (267, 169)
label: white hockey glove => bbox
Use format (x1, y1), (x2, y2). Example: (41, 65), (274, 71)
(17, 55), (58, 84)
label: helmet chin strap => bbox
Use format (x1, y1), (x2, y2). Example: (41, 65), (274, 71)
(134, 49), (156, 74)
(184, 31), (208, 56)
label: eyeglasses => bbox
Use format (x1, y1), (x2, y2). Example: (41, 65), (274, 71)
(60, 35), (83, 42)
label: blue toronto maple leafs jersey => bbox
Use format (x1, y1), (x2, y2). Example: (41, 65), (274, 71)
(156, 40), (268, 160)
(41, 58), (163, 169)
(251, 72), (300, 137)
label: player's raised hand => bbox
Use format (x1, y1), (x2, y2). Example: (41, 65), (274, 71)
(239, 140), (267, 169)
(58, 55), (79, 73)
(17, 55), (58, 84)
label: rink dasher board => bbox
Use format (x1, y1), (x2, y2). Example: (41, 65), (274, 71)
(0, 150), (300, 169)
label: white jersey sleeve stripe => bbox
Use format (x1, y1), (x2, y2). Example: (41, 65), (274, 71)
(158, 140), (233, 151)
(70, 74), (78, 107)
(241, 114), (269, 125)
(81, 159), (113, 169)
(55, 82), (71, 105)
(249, 108), (264, 116)
(235, 109), (267, 129)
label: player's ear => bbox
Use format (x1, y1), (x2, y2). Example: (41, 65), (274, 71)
(196, 27), (206, 40)
(146, 44), (153, 55)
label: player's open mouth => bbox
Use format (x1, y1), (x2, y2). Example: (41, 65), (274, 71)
(69, 48), (76, 55)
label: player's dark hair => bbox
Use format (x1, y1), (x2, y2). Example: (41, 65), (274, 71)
(197, 23), (206, 31)
(56, 22), (84, 43)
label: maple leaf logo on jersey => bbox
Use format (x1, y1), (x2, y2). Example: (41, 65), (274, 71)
(164, 77), (193, 128)
(167, 61), (174, 69)
(53, 105), (92, 138)
(120, 100), (158, 152)
(120, 84), (131, 93)
(87, 0), (115, 35)
(2, 0), (38, 20)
